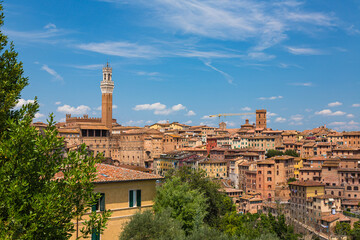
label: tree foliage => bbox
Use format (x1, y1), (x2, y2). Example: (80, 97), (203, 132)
(153, 176), (208, 234)
(266, 150), (284, 158)
(165, 167), (235, 228)
(0, 4), (28, 133)
(0, 4), (109, 239)
(334, 221), (351, 237)
(119, 210), (185, 240)
(284, 150), (300, 157)
(220, 212), (298, 240)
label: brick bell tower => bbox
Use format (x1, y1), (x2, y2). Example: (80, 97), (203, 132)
(100, 62), (114, 128)
(256, 109), (267, 129)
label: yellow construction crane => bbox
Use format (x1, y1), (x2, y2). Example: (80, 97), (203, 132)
(209, 112), (256, 123)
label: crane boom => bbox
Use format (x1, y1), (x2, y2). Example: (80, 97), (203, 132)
(209, 113), (255, 118)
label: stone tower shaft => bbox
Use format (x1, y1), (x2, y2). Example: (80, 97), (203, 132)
(101, 63), (114, 128)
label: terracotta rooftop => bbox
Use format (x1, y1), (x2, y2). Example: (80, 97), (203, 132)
(299, 167), (322, 171)
(321, 213), (350, 223)
(93, 164), (162, 183)
(288, 180), (325, 187)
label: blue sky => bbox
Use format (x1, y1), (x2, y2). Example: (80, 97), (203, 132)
(4, 0), (360, 131)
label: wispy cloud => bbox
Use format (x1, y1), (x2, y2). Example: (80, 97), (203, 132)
(131, 0), (336, 51)
(352, 103), (360, 107)
(136, 71), (160, 76)
(203, 61), (233, 84)
(329, 120), (359, 131)
(258, 96), (283, 100)
(5, 23), (69, 44)
(315, 109), (346, 116)
(275, 117), (286, 123)
(72, 64), (104, 70)
(77, 41), (159, 58)
(286, 46), (324, 55)
(328, 101), (342, 107)
(289, 82), (313, 87)
(55, 101), (61, 105)
(241, 107), (251, 111)
(41, 64), (63, 82)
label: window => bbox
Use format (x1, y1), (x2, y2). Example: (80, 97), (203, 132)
(129, 190), (141, 207)
(92, 193), (105, 212)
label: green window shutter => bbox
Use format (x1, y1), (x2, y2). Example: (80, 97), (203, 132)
(129, 190), (134, 207)
(136, 190), (141, 207)
(91, 229), (98, 240)
(91, 204), (97, 212)
(100, 193), (105, 211)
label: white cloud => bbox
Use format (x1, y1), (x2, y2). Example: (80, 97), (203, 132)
(329, 120), (359, 126)
(134, 102), (186, 115)
(184, 120), (192, 124)
(290, 114), (303, 121)
(347, 114), (354, 118)
(5, 23), (68, 44)
(171, 104), (186, 111)
(157, 120), (168, 124)
(186, 110), (196, 116)
(137, 71), (160, 76)
(258, 96), (283, 100)
(290, 82), (312, 87)
(55, 101), (61, 105)
(126, 120), (144, 126)
(305, 109), (312, 112)
(34, 113), (45, 119)
(203, 61), (233, 84)
(77, 41), (159, 58)
(131, 0), (335, 51)
(241, 107), (251, 111)
(328, 101), (342, 107)
(201, 115), (212, 119)
(113, 105), (118, 109)
(15, 99), (35, 109)
(315, 109), (346, 116)
(41, 64), (63, 82)
(275, 117), (286, 123)
(352, 103), (360, 107)
(72, 64), (103, 70)
(267, 112), (277, 117)
(44, 23), (57, 29)
(286, 47), (324, 55)
(57, 104), (91, 115)
(289, 121), (303, 126)
(134, 102), (166, 111)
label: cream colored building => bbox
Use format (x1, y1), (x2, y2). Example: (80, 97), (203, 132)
(70, 163), (162, 240)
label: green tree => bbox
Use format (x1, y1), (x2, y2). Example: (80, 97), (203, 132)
(153, 176), (208, 234)
(335, 222), (351, 237)
(119, 210), (185, 240)
(266, 150), (284, 158)
(350, 221), (360, 240)
(166, 167), (235, 228)
(0, 4), (109, 239)
(187, 225), (238, 240)
(284, 150), (300, 157)
(0, 5), (28, 133)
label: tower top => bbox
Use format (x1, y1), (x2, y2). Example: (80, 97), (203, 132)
(101, 62), (114, 94)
